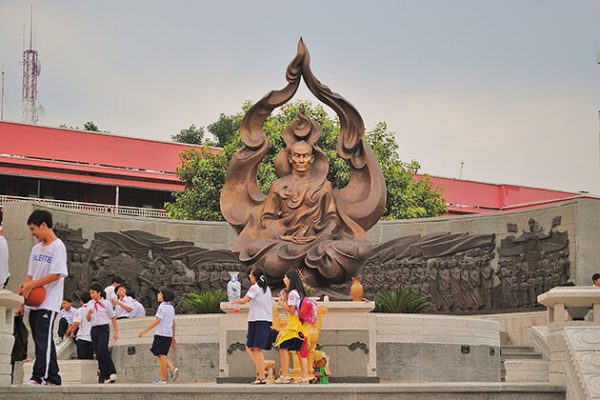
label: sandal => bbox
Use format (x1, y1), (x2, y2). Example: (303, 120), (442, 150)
(274, 376), (293, 384)
(294, 377), (310, 385)
(251, 378), (267, 385)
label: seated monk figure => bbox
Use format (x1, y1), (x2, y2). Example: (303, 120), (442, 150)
(235, 139), (372, 287)
(220, 39), (386, 293)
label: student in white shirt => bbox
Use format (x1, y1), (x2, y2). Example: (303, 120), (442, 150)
(19, 210), (68, 386)
(0, 209), (10, 288)
(126, 290), (146, 319)
(138, 287), (178, 385)
(58, 297), (76, 343)
(87, 283), (119, 384)
(66, 292), (94, 359)
(103, 277), (123, 306)
(113, 285), (134, 319)
(132, 299), (146, 318)
(232, 267), (273, 384)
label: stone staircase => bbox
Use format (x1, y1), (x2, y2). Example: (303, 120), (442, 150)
(500, 345), (547, 382)
(21, 339), (99, 384)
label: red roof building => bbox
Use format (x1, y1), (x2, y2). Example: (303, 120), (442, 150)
(0, 120), (591, 215)
(416, 175), (590, 216)
(0, 121), (203, 209)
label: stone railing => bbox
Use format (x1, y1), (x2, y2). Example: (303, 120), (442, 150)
(0, 290), (24, 386)
(538, 287), (600, 399)
(0, 195), (167, 219)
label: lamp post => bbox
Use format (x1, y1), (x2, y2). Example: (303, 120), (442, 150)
(597, 53), (600, 185)
(0, 67), (4, 120)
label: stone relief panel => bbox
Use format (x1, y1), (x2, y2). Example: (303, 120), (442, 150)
(496, 217), (570, 309)
(54, 216), (571, 314)
(55, 227), (247, 314)
(354, 232), (497, 313)
(342, 217), (571, 313)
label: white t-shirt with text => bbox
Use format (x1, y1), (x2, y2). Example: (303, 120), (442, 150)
(27, 239), (68, 312)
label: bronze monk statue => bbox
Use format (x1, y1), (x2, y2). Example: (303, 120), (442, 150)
(220, 39), (386, 293)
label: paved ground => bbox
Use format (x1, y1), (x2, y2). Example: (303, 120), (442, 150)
(1, 382), (566, 400)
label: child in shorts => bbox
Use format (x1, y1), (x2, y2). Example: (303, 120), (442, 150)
(138, 287), (178, 384)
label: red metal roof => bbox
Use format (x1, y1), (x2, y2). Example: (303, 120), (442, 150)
(417, 174), (582, 214)
(0, 121), (220, 191)
(1, 121), (593, 212)
(0, 164), (182, 191)
(0, 121), (218, 173)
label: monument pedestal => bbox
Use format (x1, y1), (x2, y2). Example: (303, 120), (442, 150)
(219, 301), (378, 382)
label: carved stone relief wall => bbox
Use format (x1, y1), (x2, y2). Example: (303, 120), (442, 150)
(56, 228), (247, 314)
(338, 217), (571, 313)
(54, 216), (570, 315)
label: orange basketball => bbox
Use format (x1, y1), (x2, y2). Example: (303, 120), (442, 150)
(24, 286), (46, 307)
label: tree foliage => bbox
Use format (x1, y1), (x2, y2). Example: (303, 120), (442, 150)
(60, 121), (105, 132)
(165, 101), (447, 221)
(374, 287), (434, 313)
(183, 290), (227, 314)
(171, 124), (207, 146)
(83, 121), (100, 132)
(207, 113), (240, 148)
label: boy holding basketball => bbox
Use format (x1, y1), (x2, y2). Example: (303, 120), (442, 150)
(18, 210), (68, 386)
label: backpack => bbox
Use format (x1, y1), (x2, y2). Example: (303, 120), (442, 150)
(298, 297), (319, 324)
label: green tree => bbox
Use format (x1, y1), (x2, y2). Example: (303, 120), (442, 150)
(165, 100), (446, 221)
(171, 125), (207, 146)
(83, 121), (100, 132)
(207, 113), (241, 148)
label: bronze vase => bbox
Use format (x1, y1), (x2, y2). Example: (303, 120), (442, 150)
(350, 276), (364, 301)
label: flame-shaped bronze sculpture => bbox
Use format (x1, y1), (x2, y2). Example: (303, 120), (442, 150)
(220, 39), (386, 293)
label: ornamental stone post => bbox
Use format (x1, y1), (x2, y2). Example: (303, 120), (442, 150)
(0, 290), (24, 386)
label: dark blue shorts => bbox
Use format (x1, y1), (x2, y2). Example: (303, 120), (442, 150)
(246, 321), (272, 350)
(151, 335), (172, 356)
(278, 338), (303, 351)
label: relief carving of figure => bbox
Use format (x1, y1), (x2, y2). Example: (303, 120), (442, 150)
(437, 261), (452, 312)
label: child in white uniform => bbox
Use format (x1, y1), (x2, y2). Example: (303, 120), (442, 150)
(87, 283), (119, 383)
(67, 292), (94, 359)
(232, 267), (272, 384)
(139, 287), (178, 384)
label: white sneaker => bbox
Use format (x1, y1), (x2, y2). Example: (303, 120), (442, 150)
(22, 379), (42, 386)
(104, 373), (118, 384)
(153, 378), (167, 385)
(171, 368), (179, 382)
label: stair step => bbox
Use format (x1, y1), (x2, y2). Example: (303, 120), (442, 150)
(500, 346), (541, 356)
(500, 345), (545, 382)
(501, 345), (537, 352)
(502, 353), (544, 360)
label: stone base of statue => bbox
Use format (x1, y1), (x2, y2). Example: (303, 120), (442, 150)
(219, 300), (378, 382)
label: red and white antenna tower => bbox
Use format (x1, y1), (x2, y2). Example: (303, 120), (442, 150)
(22, 4), (41, 124)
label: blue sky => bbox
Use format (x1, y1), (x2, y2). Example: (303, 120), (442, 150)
(1, 0), (599, 194)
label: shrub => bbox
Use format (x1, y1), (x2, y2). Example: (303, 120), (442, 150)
(183, 289), (227, 314)
(374, 287), (434, 313)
